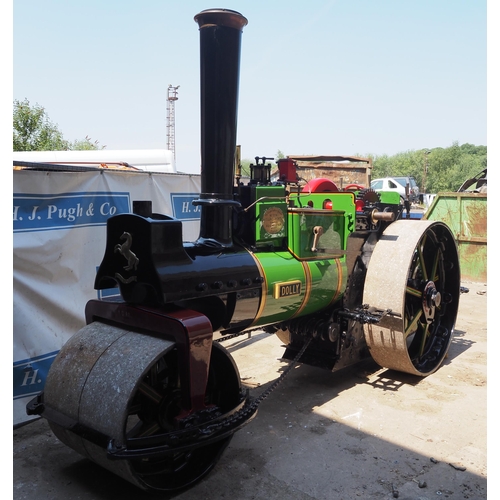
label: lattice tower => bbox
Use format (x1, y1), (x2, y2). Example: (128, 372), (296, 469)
(167, 85), (179, 161)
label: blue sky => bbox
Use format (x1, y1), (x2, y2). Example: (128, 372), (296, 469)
(12, 0), (490, 174)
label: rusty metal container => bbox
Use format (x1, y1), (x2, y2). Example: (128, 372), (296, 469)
(284, 155), (373, 188)
(423, 192), (487, 282)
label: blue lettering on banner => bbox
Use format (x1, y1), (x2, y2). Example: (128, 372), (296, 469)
(13, 191), (131, 233)
(170, 193), (201, 221)
(13, 351), (59, 399)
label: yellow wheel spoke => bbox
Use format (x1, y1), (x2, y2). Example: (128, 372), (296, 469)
(406, 285), (422, 298)
(138, 382), (163, 404)
(431, 247), (441, 282)
(417, 323), (430, 357)
(417, 239), (428, 281)
(405, 308), (423, 338)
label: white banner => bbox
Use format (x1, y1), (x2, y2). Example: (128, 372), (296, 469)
(13, 169), (201, 426)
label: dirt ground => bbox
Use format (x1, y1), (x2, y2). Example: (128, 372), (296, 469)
(13, 280), (488, 500)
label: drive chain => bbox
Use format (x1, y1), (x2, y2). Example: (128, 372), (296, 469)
(203, 336), (312, 435)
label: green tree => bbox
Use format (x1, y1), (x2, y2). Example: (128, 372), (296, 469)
(13, 99), (103, 151)
(71, 136), (104, 150)
(240, 158), (252, 178)
(13, 99), (68, 151)
(371, 142), (486, 194)
(371, 154), (392, 178)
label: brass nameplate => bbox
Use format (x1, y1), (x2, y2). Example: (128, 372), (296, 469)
(273, 280), (302, 299)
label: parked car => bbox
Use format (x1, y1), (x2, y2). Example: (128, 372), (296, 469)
(370, 176), (420, 203)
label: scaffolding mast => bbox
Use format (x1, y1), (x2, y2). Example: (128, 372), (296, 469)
(166, 85), (179, 164)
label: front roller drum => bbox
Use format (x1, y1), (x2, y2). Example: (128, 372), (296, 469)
(42, 321), (242, 493)
(363, 220), (460, 376)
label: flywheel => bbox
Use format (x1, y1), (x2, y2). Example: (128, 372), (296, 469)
(363, 220), (460, 376)
(42, 321), (242, 493)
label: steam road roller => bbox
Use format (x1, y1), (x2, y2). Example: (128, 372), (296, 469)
(27, 8), (462, 494)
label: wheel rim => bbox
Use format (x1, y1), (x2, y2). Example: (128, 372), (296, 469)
(363, 220), (460, 376)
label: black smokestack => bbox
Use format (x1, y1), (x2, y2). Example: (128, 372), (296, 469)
(194, 9), (248, 248)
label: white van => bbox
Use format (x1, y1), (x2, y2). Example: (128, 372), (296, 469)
(370, 176), (420, 203)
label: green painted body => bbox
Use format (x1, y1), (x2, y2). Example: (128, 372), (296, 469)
(250, 251), (347, 328)
(248, 190), (353, 328)
(377, 191), (401, 204)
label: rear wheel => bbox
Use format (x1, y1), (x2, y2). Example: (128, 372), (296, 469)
(363, 220), (460, 376)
